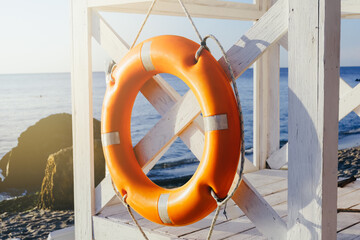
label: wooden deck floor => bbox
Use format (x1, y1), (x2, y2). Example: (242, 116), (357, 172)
(93, 170), (360, 239)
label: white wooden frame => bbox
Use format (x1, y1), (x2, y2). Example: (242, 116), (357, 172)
(70, 0), (357, 239)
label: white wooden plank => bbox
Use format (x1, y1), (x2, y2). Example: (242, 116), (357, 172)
(231, 177), (287, 240)
(267, 143), (288, 169)
(92, 11), (129, 63)
(287, 0), (340, 239)
(134, 90), (200, 171)
(255, 178), (287, 197)
(95, 174), (120, 214)
(340, 77), (353, 96)
(183, 215), (256, 240)
(341, 0), (360, 19)
(218, 0), (288, 79)
(278, 34), (360, 123)
(226, 227), (266, 240)
(339, 84), (360, 120)
(244, 169), (287, 185)
(337, 223), (360, 240)
(181, 201), (287, 240)
(71, 1), (95, 239)
(88, 0), (264, 21)
(337, 212), (360, 232)
(253, 42), (280, 169)
(92, 216), (174, 240)
(338, 189), (360, 209)
(278, 32), (288, 50)
(47, 226), (75, 240)
(156, 202), (243, 238)
(339, 78), (360, 120)
(277, 34), (360, 122)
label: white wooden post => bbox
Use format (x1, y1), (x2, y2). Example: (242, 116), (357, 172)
(253, 0), (280, 169)
(71, 0), (95, 239)
(287, 0), (340, 238)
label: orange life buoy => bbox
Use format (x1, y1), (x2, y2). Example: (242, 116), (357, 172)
(101, 35), (241, 226)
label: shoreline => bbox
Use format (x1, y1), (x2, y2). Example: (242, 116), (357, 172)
(0, 144), (359, 239)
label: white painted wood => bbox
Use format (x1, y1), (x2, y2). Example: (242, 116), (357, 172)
(278, 34), (360, 123)
(92, 216), (174, 240)
(278, 32), (288, 50)
(95, 173), (119, 213)
(145, 169), (288, 239)
(338, 189), (360, 209)
(340, 77), (352, 96)
(339, 82), (360, 120)
(47, 226), (75, 240)
(219, 0), (288, 79)
(134, 90), (200, 170)
(88, 0), (264, 21)
(71, 1), (95, 239)
(231, 177), (287, 240)
(337, 223), (360, 240)
(267, 143), (288, 169)
(92, 12), (129, 63)
(341, 0), (360, 19)
(287, 0), (340, 239)
(253, 42), (280, 169)
(337, 212), (360, 232)
(277, 35), (360, 123)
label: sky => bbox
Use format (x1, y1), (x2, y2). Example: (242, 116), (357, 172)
(0, 0), (359, 74)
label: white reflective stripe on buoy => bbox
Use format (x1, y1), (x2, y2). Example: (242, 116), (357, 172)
(101, 132), (120, 147)
(141, 41), (155, 71)
(204, 114), (228, 132)
(158, 194), (172, 224)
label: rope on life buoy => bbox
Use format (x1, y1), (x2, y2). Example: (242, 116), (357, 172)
(106, 0), (246, 239)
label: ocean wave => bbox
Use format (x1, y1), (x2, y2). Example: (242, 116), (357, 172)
(0, 169), (4, 182)
(151, 158), (198, 170)
(245, 148), (253, 154)
(340, 127), (360, 135)
(0, 190), (27, 203)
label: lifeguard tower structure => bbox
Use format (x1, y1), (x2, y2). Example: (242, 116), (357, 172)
(51, 0), (360, 239)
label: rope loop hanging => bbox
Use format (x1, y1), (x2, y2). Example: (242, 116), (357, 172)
(197, 34), (245, 240)
(109, 1), (245, 240)
(130, 0), (205, 49)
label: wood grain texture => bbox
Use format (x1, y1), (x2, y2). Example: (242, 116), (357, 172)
(93, 216), (174, 240)
(231, 177), (287, 240)
(134, 90), (200, 170)
(339, 80), (360, 120)
(341, 0), (360, 19)
(71, 0), (95, 239)
(253, 43), (280, 169)
(287, 0), (341, 239)
(267, 143), (288, 170)
(218, 0), (288, 79)
(88, 0), (264, 21)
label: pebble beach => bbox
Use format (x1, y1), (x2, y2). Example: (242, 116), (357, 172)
(0, 210), (73, 240)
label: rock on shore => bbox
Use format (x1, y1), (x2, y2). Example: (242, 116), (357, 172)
(0, 113), (102, 193)
(38, 140), (105, 210)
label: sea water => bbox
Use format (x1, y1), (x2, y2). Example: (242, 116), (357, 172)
(0, 67), (360, 185)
